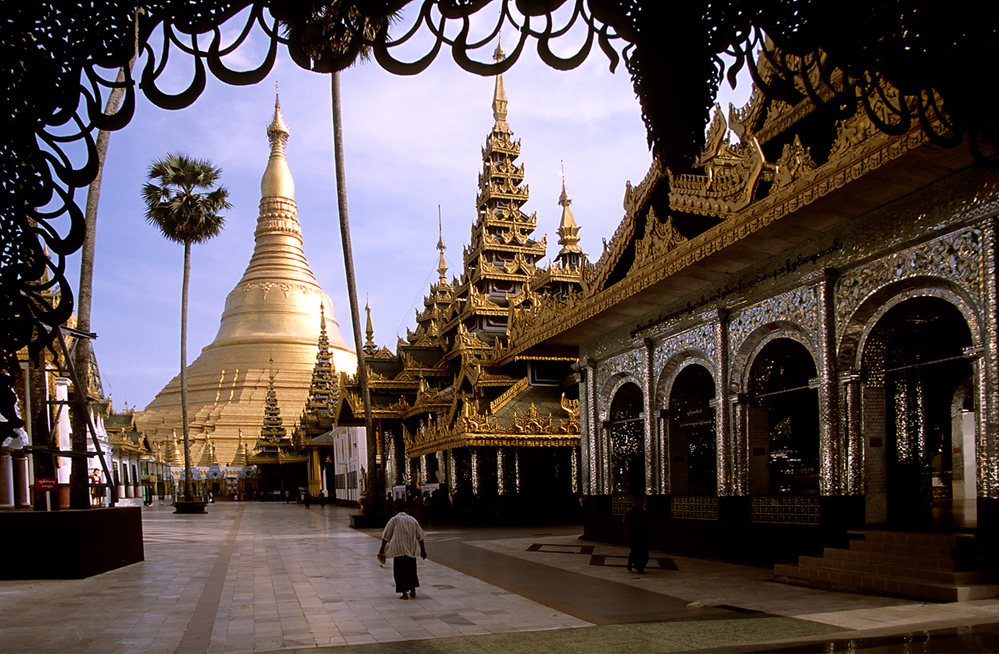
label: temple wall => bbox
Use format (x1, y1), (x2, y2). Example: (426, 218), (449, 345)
(579, 167), (999, 527)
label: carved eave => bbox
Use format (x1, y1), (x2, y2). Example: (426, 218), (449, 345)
(470, 370), (519, 389)
(402, 394), (580, 458)
(529, 265), (585, 291)
(499, 67), (969, 363)
(340, 389), (406, 421)
(481, 134), (521, 158)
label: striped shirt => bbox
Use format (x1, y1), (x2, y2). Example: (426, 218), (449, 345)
(381, 512), (425, 559)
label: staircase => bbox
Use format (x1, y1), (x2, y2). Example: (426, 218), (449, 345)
(773, 530), (999, 602)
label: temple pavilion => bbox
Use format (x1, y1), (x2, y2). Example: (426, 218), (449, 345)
(496, 38), (999, 602)
(330, 44), (587, 520)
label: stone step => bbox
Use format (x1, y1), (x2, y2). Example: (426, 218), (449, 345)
(795, 554), (986, 585)
(848, 529), (968, 549)
(774, 562), (999, 603)
(823, 545), (957, 571)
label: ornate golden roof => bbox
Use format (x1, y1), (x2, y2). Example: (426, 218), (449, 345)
(499, 46), (972, 361)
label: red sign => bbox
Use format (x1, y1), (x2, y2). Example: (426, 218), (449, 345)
(35, 478), (58, 491)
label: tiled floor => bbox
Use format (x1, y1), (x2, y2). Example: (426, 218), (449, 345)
(0, 504), (586, 654)
(1, 503), (998, 654)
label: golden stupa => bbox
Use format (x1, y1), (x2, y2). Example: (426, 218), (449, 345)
(136, 95), (356, 466)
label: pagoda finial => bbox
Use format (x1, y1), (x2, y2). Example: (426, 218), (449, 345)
(437, 206), (448, 283)
(364, 298), (375, 351)
(267, 86), (289, 150)
(262, 87), (295, 199)
(555, 166), (584, 265)
(559, 160), (572, 208)
(491, 37), (509, 131)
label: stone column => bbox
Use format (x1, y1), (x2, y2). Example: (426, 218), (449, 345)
(708, 310), (733, 495)
(643, 338), (657, 496)
(570, 446), (579, 495)
(514, 449), (521, 494)
(420, 454), (428, 487)
(656, 409), (668, 496)
(584, 358), (600, 495)
(496, 447), (506, 495)
(817, 269), (841, 495)
(471, 449), (480, 496)
(574, 359), (593, 497)
(447, 449), (456, 490)
(15, 455), (30, 508)
(133, 459), (141, 500)
(979, 218), (999, 499)
(0, 450), (12, 508)
(841, 370), (863, 495)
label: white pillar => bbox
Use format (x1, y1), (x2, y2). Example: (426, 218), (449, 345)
(14, 456), (30, 508)
(0, 451), (13, 508)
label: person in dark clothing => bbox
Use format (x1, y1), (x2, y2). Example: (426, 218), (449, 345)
(624, 496), (650, 573)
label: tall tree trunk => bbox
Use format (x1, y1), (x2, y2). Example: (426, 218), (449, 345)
(330, 71), (380, 515)
(69, 66), (132, 510)
(181, 239), (193, 502)
(70, 17), (138, 510)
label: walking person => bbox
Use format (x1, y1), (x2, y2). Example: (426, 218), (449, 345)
(624, 495), (650, 573)
(379, 500), (427, 600)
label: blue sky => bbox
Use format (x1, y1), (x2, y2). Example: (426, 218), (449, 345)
(68, 7), (749, 411)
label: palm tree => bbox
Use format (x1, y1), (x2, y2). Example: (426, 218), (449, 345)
(142, 154), (231, 506)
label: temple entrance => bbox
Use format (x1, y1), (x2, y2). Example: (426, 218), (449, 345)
(747, 339), (819, 496)
(667, 365), (716, 495)
(609, 382), (645, 497)
(864, 297), (974, 526)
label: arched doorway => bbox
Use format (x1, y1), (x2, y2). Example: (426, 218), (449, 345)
(609, 382), (645, 497)
(667, 365), (716, 495)
(863, 297), (974, 526)
(747, 339), (820, 496)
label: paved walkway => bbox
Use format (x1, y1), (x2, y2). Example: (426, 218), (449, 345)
(0, 503), (997, 653)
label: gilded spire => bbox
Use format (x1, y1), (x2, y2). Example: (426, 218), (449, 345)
(261, 86), (295, 199)
(492, 39), (509, 132)
(556, 167), (584, 265)
(437, 207), (448, 283)
(171, 429), (183, 466)
(305, 307), (337, 418)
(364, 298), (376, 354)
(319, 302), (328, 343)
(260, 358), (286, 441)
(231, 430), (248, 467)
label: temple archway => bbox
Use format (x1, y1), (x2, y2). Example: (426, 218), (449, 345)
(747, 338), (820, 496)
(666, 364), (717, 496)
(862, 296), (974, 526)
(608, 382), (645, 497)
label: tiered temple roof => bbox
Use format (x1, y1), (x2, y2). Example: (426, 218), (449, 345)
(332, 43), (585, 464)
